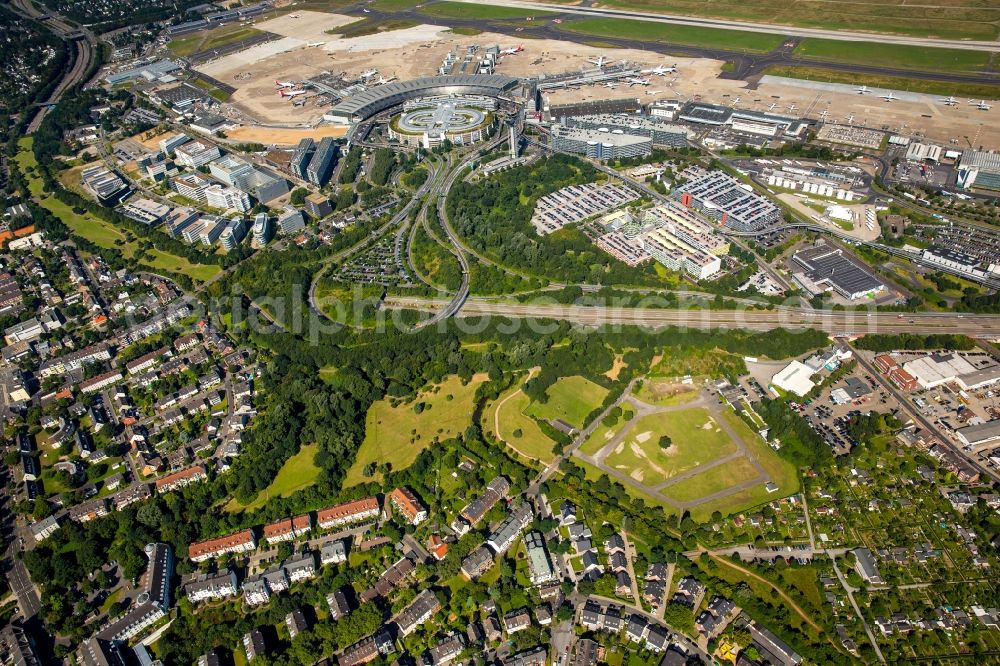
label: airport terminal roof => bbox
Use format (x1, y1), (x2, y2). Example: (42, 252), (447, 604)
(326, 75), (518, 123)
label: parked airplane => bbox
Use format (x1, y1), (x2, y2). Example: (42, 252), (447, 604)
(278, 89), (307, 97)
(289, 13), (299, 18)
(971, 99), (992, 110)
(602, 82), (617, 89)
(360, 69), (378, 80)
(644, 90), (662, 96)
(818, 110), (830, 122)
(274, 80), (295, 88)
(856, 85), (870, 95)
(624, 77), (650, 86)
(499, 45), (524, 56)
(787, 103), (797, 113)
(373, 75), (396, 85)
(362, 7), (371, 12)
(588, 55), (612, 68)
(307, 42), (325, 47)
(730, 96), (741, 106)
(942, 96), (958, 106)
(881, 92), (897, 102)
(845, 114), (855, 124)
(641, 64), (678, 76)
(767, 102), (778, 111)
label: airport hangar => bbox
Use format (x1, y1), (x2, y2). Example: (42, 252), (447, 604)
(323, 74), (520, 126)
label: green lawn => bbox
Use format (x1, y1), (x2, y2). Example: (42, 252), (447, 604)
(794, 39), (991, 73)
(661, 455), (758, 502)
(488, 386), (556, 464)
(578, 458), (677, 514)
(578, 419), (626, 456)
(561, 17), (784, 54)
(226, 443), (323, 512)
(329, 18), (419, 37)
(763, 65), (1000, 101)
(169, 26), (263, 57)
(420, 2), (552, 19)
(564, 0), (999, 40)
(344, 374), (487, 486)
(525, 375), (608, 430)
(603, 408), (737, 486)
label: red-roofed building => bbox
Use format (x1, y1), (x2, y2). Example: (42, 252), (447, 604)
(874, 354), (898, 373)
(263, 514), (312, 543)
(389, 487), (427, 525)
(189, 529), (256, 562)
(155, 464), (208, 493)
(317, 497), (380, 530)
(427, 535), (449, 561)
(888, 367), (918, 391)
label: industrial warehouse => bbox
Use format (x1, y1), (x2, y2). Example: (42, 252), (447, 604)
(791, 243), (886, 301)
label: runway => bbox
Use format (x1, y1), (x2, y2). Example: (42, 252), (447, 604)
(448, 0), (1000, 52)
(385, 297), (1000, 337)
(365, 7), (1000, 90)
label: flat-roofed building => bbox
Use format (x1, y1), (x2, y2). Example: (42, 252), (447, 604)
(306, 137), (337, 186)
(551, 125), (652, 161)
(205, 185), (251, 213)
(174, 141), (221, 169)
(524, 531), (556, 585)
(674, 170), (780, 233)
(118, 198), (170, 226)
(791, 243), (884, 300)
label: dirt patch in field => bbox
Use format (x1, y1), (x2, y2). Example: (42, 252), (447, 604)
(225, 124), (350, 145)
(605, 354), (627, 380)
(644, 380), (697, 403)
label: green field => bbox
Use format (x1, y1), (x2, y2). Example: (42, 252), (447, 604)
(546, 0), (999, 40)
(578, 417), (628, 456)
(603, 408), (736, 486)
(169, 26), (264, 58)
(764, 65), (1000, 101)
(329, 18), (419, 37)
(488, 386), (557, 463)
(344, 374), (487, 486)
(420, 2), (552, 20)
(227, 443), (322, 512)
(525, 375), (608, 430)
(560, 17), (785, 54)
(661, 455), (758, 502)
(794, 39), (992, 73)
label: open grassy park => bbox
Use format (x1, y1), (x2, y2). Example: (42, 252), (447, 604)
(603, 407), (737, 486)
(488, 385), (557, 464)
(661, 456), (759, 502)
(525, 375), (608, 431)
(344, 374), (487, 486)
(226, 443), (322, 512)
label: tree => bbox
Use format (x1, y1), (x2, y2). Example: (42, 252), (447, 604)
(290, 187), (309, 206)
(658, 435), (673, 450)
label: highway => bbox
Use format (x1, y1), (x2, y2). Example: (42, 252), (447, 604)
(11, 0), (98, 134)
(384, 297), (1000, 336)
(448, 0), (1000, 51)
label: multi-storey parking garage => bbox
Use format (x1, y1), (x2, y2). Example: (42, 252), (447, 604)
(322, 74), (518, 125)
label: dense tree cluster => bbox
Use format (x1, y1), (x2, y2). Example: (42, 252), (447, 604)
(853, 333), (976, 352)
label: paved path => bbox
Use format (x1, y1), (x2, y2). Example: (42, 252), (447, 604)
(620, 531), (643, 604)
(705, 551), (821, 632)
(832, 556), (886, 663)
(656, 563), (675, 620)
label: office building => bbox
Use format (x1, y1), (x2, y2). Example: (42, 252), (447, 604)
(791, 244), (885, 300)
(277, 208), (305, 235)
(290, 138), (315, 179)
(81, 166), (130, 206)
(305, 192), (332, 219)
(171, 173), (212, 204)
(524, 531), (556, 585)
(173, 141), (221, 169)
(252, 213), (272, 246)
(306, 137), (338, 186)
(160, 133), (191, 156)
(219, 217), (249, 250)
(957, 149), (1000, 191)
(118, 198), (170, 226)
(205, 185), (251, 213)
